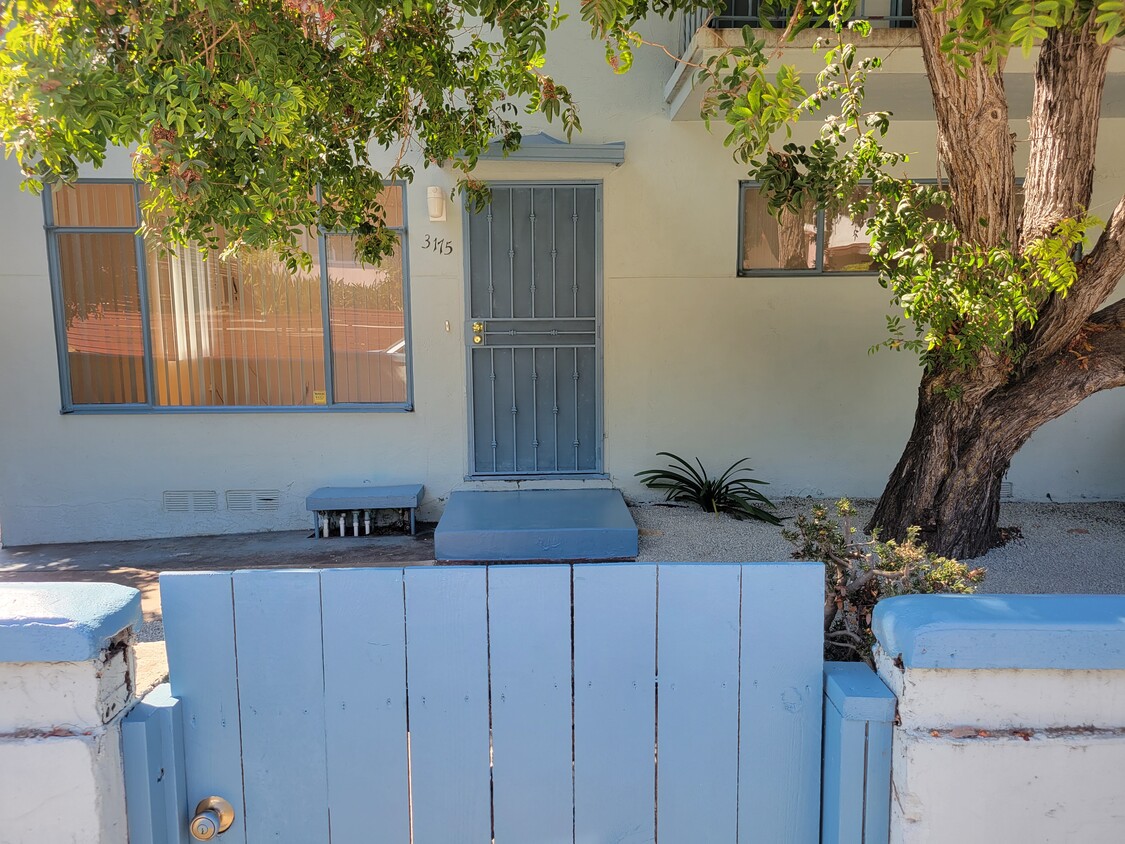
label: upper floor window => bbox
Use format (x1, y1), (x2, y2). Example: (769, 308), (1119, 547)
(46, 181), (411, 411)
(711, 0), (915, 30)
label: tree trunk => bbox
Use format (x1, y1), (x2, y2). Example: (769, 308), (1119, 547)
(912, 0), (1015, 246)
(867, 376), (1010, 559)
(867, 316), (1125, 559)
(865, 6), (1125, 559)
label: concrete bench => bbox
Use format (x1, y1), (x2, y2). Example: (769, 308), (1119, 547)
(306, 484), (424, 537)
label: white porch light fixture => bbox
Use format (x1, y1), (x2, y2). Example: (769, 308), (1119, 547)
(427, 186), (447, 222)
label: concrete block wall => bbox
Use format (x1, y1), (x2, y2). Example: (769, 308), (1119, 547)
(0, 583), (142, 844)
(873, 594), (1125, 843)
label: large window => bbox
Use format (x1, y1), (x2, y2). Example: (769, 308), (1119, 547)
(46, 181), (411, 411)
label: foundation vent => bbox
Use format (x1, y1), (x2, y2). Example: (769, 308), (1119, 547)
(163, 490), (219, 512)
(1000, 481), (1014, 501)
(226, 489), (283, 512)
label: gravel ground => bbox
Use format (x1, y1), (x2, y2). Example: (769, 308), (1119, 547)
(67, 499), (1125, 682)
(632, 498), (1125, 594)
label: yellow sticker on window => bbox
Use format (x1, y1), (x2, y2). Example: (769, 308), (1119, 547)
(313, 390), (327, 405)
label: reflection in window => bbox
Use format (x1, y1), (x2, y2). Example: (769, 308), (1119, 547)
(739, 182), (1025, 276)
(52, 183), (148, 405)
(742, 190), (817, 271)
(47, 183), (410, 409)
(146, 231), (327, 407)
(824, 191), (875, 273)
(741, 184), (877, 275)
(327, 236), (407, 404)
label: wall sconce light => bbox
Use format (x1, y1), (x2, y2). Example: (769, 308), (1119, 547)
(427, 186), (447, 222)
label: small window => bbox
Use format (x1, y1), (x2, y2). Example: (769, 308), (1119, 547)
(740, 184), (875, 275)
(739, 182), (1024, 277)
(46, 182), (411, 411)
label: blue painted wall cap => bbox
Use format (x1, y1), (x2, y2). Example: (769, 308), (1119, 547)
(823, 661), (896, 721)
(0, 582), (142, 663)
(872, 594), (1125, 670)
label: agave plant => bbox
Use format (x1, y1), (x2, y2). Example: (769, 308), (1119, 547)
(635, 452), (781, 525)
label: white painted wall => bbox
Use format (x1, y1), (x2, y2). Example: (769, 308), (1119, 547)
(0, 644), (134, 844)
(1, 11), (1123, 545)
(876, 648), (1125, 842)
(0, 645), (133, 732)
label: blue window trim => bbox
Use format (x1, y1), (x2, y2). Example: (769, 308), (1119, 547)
(44, 179), (414, 414)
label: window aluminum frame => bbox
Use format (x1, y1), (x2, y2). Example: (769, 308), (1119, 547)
(44, 179), (414, 414)
(737, 180), (876, 278)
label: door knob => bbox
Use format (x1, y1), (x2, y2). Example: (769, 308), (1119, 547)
(472, 322), (484, 333)
(190, 796), (235, 840)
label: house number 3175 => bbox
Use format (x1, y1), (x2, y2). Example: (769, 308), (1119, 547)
(423, 235), (454, 256)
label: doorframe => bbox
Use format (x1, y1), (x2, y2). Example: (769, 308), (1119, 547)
(462, 179), (606, 480)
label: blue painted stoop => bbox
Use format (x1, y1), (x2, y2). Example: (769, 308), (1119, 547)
(434, 489), (639, 562)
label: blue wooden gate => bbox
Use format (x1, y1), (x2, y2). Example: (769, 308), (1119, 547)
(125, 562), (831, 843)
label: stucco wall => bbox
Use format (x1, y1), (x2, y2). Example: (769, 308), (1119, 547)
(1, 13), (1123, 545)
(874, 595), (1125, 842)
(0, 584), (140, 844)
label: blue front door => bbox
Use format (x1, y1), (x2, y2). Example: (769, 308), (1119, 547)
(465, 183), (602, 476)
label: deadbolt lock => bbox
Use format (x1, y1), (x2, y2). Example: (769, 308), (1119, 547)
(473, 335), (483, 344)
(190, 796), (236, 840)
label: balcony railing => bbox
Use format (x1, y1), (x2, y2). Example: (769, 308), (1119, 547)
(679, 0), (916, 58)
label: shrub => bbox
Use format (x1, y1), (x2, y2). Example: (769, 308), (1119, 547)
(782, 499), (985, 665)
(635, 452), (780, 525)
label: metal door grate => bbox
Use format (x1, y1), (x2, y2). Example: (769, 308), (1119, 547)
(466, 185), (601, 475)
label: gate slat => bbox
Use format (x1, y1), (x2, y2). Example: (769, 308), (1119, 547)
(321, 568), (410, 844)
(404, 567), (491, 844)
(232, 570), (330, 843)
(573, 563), (657, 844)
(161, 571), (247, 844)
(737, 563), (825, 844)
(488, 565), (574, 844)
(656, 563), (742, 843)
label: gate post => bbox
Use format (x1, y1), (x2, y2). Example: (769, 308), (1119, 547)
(0, 582), (142, 844)
(821, 661), (896, 844)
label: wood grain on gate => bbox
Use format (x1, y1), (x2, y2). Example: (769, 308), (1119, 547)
(160, 561), (823, 844)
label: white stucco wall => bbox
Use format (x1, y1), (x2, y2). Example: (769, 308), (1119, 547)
(877, 649), (1125, 842)
(0, 731), (129, 844)
(0, 647), (133, 844)
(1, 11), (1123, 545)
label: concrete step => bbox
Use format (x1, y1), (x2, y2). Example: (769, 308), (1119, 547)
(434, 489), (638, 562)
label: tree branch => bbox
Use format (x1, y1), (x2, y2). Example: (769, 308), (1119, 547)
(1019, 15), (1111, 248)
(1022, 192), (1125, 369)
(990, 300), (1125, 455)
(913, 0), (1015, 246)
(1089, 297), (1125, 330)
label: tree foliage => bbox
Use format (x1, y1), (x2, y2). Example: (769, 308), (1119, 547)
(4, 0), (1125, 557)
(648, 0), (1123, 372)
(1, 0), (583, 264)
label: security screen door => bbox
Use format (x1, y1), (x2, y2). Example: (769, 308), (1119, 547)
(465, 183), (602, 476)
